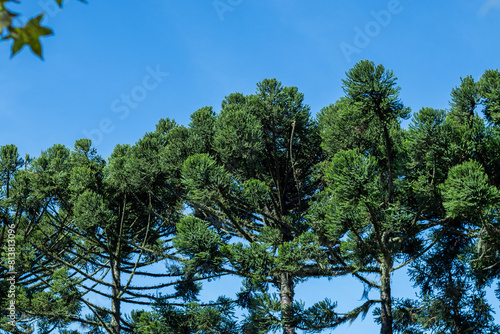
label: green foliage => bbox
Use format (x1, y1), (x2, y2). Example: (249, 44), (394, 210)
(0, 0), (86, 58)
(73, 190), (115, 230)
(0, 144), (23, 199)
(4, 63), (500, 333)
(214, 97), (264, 177)
(342, 59), (409, 122)
(440, 160), (500, 219)
(393, 69), (500, 334)
(294, 298), (342, 333)
(317, 98), (368, 157)
(130, 297), (239, 334)
(182, 153), (231, 204)
(2, 14), (51, 58)
(173, 216), (225, 276)
(0, 135), (195, 333)
(0, 144), (86, 333)
(189, 106), (217, 155)
(312, 60), (446, 334)
(479, 69), (500, 125)
(30, 143), (72, 205)
(450, 75), (479, 123)
(176, 78), (335, 333)
(325, 149), (379, 205)
(18, 268), (82, 327)
(404, 107), (453, 215)
(395, 220), (500, 334)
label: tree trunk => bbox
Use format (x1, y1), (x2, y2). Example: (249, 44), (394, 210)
(111, 256), (121, 334)
(6, 170), (10, 199)
(381, 124), (394, 202)
(380, 262), (393, 334)
(280, 271), (295, 334)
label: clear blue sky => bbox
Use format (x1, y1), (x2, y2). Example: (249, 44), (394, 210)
(1, 0), (500, 332)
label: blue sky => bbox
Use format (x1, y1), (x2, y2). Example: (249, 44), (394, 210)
(1, 0), (500, 332)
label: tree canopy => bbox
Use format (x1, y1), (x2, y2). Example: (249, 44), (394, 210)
(2, 61), (500, 334)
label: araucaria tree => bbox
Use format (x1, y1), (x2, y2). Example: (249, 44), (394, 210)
(1, 144), (83, 333)
(4, 62), (500, 334)
(176, 79), (343, 334)
(313, 60), (455, 334)
(395, 71), (500, 333)
(2, 136), (200, 334)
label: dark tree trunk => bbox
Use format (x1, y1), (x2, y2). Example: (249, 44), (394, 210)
(280, 271), (295, 334)
(6, 170), (10, 199)
(111, 256), (121, 334)
(381, 124), (394, 202)
(380, 261), (393, 334)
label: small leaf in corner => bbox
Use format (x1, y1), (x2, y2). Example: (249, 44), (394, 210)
(3, 13), (53, 59)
